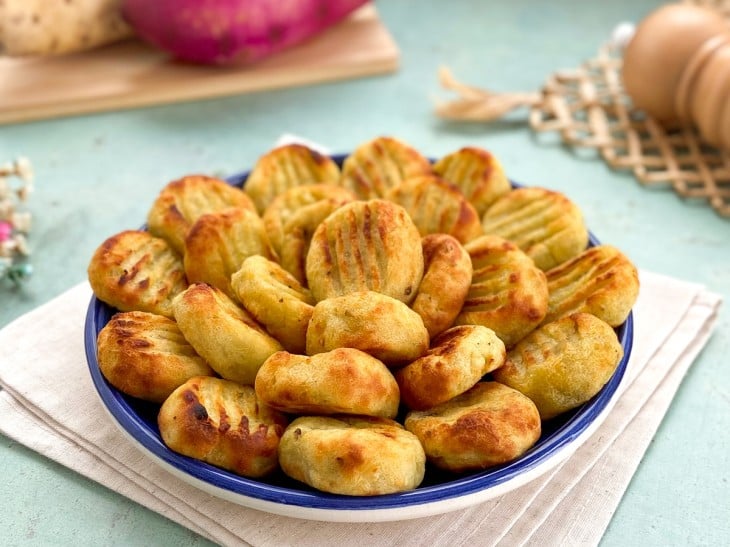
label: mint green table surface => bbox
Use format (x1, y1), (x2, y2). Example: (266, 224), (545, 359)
(1, 1), (728, 545)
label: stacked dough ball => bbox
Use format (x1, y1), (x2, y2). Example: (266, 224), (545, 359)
(88, 137), (639, 496)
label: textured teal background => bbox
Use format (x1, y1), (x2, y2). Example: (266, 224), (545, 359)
(1, 1), (728, 544)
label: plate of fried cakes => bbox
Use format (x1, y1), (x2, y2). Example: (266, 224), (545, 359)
(84, 137), (638, 522)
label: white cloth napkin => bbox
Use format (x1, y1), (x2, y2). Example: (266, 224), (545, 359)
(0, 269), (721, 547)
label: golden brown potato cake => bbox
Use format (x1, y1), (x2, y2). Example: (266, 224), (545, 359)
(262, 183), (356, 258)
(147, 175), (256, 254)
(384, 174), (483, 244)
(411, 234), (473, 338)
(305, 199), (424, 304)
(278, 198), (350, 285)
(306, 291), (429, 365)
(255, 348), (400, 418)
(172, 283), (282, 385)
(543, 244), (640, 327)
(183, 207), (274, 301)
(158, 376), (288, 478)
(395, 325), (506, 411)
(244, 144), (341, 213)
(87, 230), (187, 318)
(481, 186), (589, 271)
(231, 255), (315, 354)
(278, 415), (426, 496)
(339, 136), (433, 199)
(433, 146), (512, 216)
(455, 235), (548, 347)
(404, 382), (541, 472)
(493, 312), (624, 420)
(97, 311), (214, 403)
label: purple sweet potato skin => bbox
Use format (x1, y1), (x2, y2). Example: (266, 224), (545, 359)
(122, 0), (369, 64)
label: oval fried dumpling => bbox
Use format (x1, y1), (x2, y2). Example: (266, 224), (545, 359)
(493, 312), (624, 420)
(543, 244), (640, 327)
(159, 376), (288, 478)
(278, 415), (426, 496)
(231, 255), (315, 354)
(87, 230), (187, 318)
(97, 311), (214, 403)
(455, 235), (548, 347)
(244, 144), (341, 213)
(262, 183), (356, 258)
(395, 325), (505, 411)
(482, 186), (589, 271)
(172, 283), (283, 385)
(255, 348), (400, 418)
(306, 291), (429, 365)
(411, 234), (473, 338)
(183, 207), (274, 301)
(384, 174), (483, 243)
(147, 175), (256, 254)
(306, 199), (424, 304)
(404, 382), (541, 472)
(339, 136), (432, 199)
(278, 198), (350, 285)
(433, 146), (511, 216)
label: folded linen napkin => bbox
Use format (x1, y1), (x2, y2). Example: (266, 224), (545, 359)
(0, 270), (721, 546)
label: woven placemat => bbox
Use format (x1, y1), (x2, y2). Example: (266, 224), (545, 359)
(436, 0), (730, 218)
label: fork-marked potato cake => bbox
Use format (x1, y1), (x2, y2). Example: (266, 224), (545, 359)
(482, 186), (588, 271)
(493, 312), (624, 420)
(97, 311), (214, 403)
(183, 207), (275, 301)
(147, 175), (256, 255)
(172, 283), (282, 385)
(244, 144), (341, 213)
(433, 146), (512, 216)
(543, 244), (640, 327)
(305, 199), (424, 304)
(456, 235), (548, 347)
(159, 376), (288, 478)
(339, 136), (432, 199)
(87, 230), (187, 318)
(231, 255), (315, 355)
(384, 174), (483, 243)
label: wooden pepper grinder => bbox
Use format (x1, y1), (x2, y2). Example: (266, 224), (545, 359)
(622, 3), (730, 152)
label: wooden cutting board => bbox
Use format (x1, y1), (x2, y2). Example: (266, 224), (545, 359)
(0, 4), (398, 125)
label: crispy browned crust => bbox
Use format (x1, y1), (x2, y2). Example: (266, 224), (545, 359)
(481, 186), (589, 271)
(543, 244), (640, 326)
(278, 415), (426, 495)
(493, 312), (624, 420)
(244, 144), (341, 213)
(305, 199), (424, 304)
(455, 235), (548, 347)
(232, 255), (315, 354)
(306, 291), (429, 365)
(147, 175), (256, 254)
(339, 136), (433, 200)
(158, 376), (288, 478)
(172, 283), (282, 385)
(255, 348), (400, 418)
(183, 207), (274, 301)
(411, 234), (473, 338)
(97, 311), (213, 403)
(433, 146), (512, 216)
(396, 325), (506, 411)
(404, 382), (541, 472)
(87, 230), (188, 318)
(385, 174), (483, 243)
